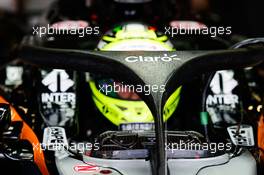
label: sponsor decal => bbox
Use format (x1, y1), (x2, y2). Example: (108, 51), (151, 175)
(125, 54), (181, 63)
(206, 70), (240, 124)
(207, 71), (239, 108)
(74, 164), (100, 173)
(42, 127), (68, 150)
(120, 122), (155, 131)
(227, 125), (255, 146)
(41, 69), (75, 104)
(40, 69), (76, 126)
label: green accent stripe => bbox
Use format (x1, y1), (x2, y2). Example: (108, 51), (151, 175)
(200, 112), (209, 125)
(156, 36), (168, 42)
(103, 36), (117, 42)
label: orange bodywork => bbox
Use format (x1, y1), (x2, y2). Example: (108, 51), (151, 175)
(0, 96), (49, 175)
(258, 115), (264, 161)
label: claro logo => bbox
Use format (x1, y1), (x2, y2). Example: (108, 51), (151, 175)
(125, 54), (181, 63)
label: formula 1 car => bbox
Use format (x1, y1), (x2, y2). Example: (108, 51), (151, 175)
(0, 0), (263, 175)
(0, 37), (263, 175)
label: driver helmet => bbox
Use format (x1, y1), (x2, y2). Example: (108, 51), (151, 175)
(88, 22), (181, 126)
